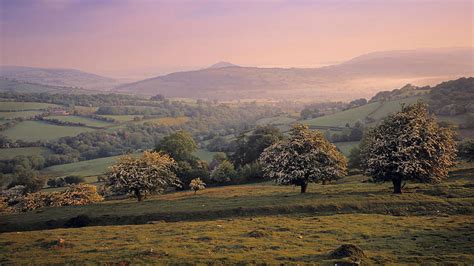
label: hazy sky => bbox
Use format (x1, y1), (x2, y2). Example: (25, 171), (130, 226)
(1, 0), (472, 78)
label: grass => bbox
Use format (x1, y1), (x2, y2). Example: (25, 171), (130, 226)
(256, 115), (297, 126)
(0, 147), (52, 161)
(303, 102), (381, 127)
(45, 115), (113, 128)
(194, 149), (223, 162)
(2, 121), (95, 141)
(41, 153), (141, 180)
(302, 96), (426, 128)
(368, 96), (424, 121)
(0, 101), (61, 111)
(0, 162), (473, 263)
(1, 214), (472, 264)
(0, 110), (43, 120)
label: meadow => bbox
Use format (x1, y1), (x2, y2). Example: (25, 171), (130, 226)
(0, 147), (52, 161)
(1, 162), (472, 264)
(0, 110), (43, 119)
(0, 101), (61, 111)
(40, 154), (135, 181)
(2, 121), (95, 141)
(45, 115), (113, 128)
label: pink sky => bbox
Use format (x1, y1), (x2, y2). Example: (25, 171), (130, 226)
(1, 0), (473, 78)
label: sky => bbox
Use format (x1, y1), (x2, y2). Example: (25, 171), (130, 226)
(0, 0), (473, 79)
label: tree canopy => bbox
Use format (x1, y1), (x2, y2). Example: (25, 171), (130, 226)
(259, 124), (347, 193)
(360, 102), (456, 193)
(106, 151), (180, 201)
(231, 125), (283, 167)
(155, 130), (198, 161)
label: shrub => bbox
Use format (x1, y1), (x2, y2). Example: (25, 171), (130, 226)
(18, 184), (103, 212)
(0, 185), (26, 208)
(210, 160), (237, 184)
(189, 178), (206, 194)
(58, 184), (104, 206)
(0, 196), (10, 213)
(64, 175), (85, 185)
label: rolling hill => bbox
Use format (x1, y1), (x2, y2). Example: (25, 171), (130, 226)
(0, 66), (120, 90)
(114, 47), (474, 101)
(0, 78), (104, 94)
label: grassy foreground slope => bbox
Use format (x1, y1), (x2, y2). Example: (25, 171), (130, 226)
(0, 162), (473, 264)
(1, 214), (472, 264)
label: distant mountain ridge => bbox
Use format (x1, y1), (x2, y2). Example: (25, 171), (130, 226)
(114, 47), (474, 101)
(207, 61), (239, 69)
(0, 65), (120, 91)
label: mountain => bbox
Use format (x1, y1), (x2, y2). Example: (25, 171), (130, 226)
(207, 61), (239, 69)
(113, 48), (474, 101)
(0, 66), (120, 91)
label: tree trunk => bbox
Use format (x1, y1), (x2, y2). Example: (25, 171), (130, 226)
(135, 189), (143, 202)
(300, 182), (308, 193)
(393, 178), (402, 194)
(194, 190), (197, 195)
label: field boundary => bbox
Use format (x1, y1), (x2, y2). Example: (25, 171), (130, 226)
(1, 199), (471, 233)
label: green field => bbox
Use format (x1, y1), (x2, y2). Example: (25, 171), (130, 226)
(0, 101), (61, 111)
(256, 115), (297, 126)
(302, 96), (426, 128)
(303, 102), (381, 127)
(2, 121), (95, 141)
(1, 162), (473, 264)
(41, 154), (141, 180)
(46, 115), (113, 128)
(0, 110), (43, 120)
(368, 96), (424, 120)
(194, 149), (222, 162)
(0, 147), (52, 161)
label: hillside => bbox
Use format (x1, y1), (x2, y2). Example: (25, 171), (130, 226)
(114, 48), (474, 100)
(0, 78), (104, 94)
(0, 66), (120, 91)
(1, 162), (473, 264)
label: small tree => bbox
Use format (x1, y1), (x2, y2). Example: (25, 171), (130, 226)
(155, 131), (198, 161)
(347, 147), (361, 169)
(189, 178), (206, 194)
(259, 124), (347, 193)
(360, 102), (456, 194)
(210, 160), (237, 184)
(64, 175), (85, 185)
(458, 140), (474, 162)
(106, 151), (181, 201)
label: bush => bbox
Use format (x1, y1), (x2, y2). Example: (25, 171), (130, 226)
(64, 175), (85, 185)
(18, 184), (103, 212)
(189, 178), (206, 194)
(210, 160), (237, 184)
(237, 162), (263, 183)
(8, 169), (45, 193)
(0, 196), (10, 213)
(0, 185), (26, 207)
(458, 140), (474, 162)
